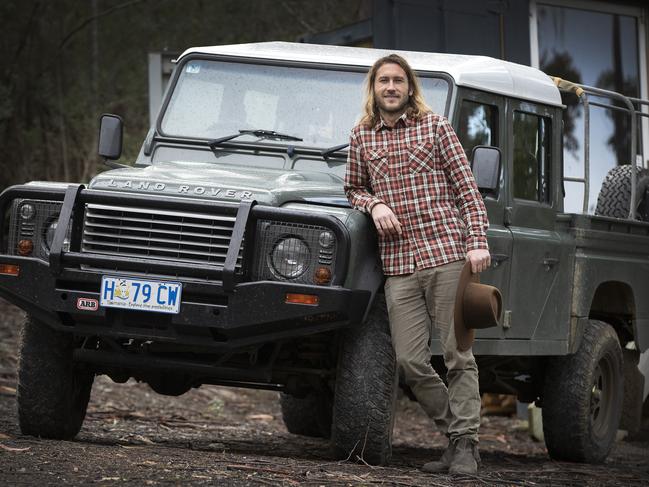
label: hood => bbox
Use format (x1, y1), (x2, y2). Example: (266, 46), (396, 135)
(89, 161), (347, 206)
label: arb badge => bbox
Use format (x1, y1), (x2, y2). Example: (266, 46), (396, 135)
(77, 297), (99, 311)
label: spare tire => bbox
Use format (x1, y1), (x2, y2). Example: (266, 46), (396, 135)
(595, 165), (649, 220)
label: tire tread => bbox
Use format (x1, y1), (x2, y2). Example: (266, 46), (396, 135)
(542, 320), (623, 463)
(331, 297), (396, 465)
(17, 316), (93, 439)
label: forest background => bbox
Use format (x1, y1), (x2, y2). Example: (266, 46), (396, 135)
(0, 0), (367, 190)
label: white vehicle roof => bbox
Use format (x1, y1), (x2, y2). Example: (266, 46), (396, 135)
(179, 41), (563, 108)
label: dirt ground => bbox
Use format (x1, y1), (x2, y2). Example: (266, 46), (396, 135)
(1, 299), (648, 486)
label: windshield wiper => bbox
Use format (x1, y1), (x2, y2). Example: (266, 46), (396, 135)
(209, 129), (303, 149)
(321, 143), (349, 160)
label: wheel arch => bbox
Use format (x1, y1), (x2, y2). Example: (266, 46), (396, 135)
(341, 210), (385, 322)
(588, 280), (636, 347)
(587, 282), (645, 433)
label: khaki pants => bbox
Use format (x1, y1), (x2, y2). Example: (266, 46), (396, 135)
(385, 260), (480, 441)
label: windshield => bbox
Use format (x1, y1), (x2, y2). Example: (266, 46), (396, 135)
(160, 59), (450, 148)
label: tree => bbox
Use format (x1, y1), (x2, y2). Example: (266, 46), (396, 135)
(0, 0), (365, 189)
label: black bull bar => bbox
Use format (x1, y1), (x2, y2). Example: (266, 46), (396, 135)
(0, 184), (351, 291)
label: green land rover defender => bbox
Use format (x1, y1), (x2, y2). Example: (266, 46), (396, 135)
(2, 42), (648, 465)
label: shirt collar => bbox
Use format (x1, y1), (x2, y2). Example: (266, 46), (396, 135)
(374, 111), (415, 132)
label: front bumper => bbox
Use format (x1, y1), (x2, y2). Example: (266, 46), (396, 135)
(0, 256), (369, 350)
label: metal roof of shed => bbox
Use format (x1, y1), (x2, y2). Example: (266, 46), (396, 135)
(179, 41), (563, 107)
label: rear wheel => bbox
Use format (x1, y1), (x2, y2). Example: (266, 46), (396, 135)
(331, 296), (397, 465)
(542, 320), (623, 463)
(17, 316), (94, 439)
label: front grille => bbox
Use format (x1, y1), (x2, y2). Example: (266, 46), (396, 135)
(81, 204), (243, 272)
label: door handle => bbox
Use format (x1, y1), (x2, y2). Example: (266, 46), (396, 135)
(542, 257), (559, 269)
(491, 253), (509, 268)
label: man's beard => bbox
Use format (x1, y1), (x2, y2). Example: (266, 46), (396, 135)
(376, 96), (410, 114)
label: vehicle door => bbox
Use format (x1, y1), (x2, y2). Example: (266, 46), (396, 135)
(505, 100), (564, 339)
(454, 90), (512, 339)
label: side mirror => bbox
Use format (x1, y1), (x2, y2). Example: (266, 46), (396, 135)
(470, 145), (501, 197)
(98, 114), (123, 160)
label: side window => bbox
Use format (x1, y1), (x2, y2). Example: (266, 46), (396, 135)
(513, 111), (551, 203)
(457, 100), (498, 156)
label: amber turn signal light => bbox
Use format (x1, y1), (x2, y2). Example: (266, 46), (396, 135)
(0, 264), (20, 276)
(314, 267), (332, 285)
(17, 240), (34, 256)
(285, 293), (319, 305)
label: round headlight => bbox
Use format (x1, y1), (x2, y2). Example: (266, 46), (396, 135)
(20, 203), (35, 220)
(269, 237), (310, 279)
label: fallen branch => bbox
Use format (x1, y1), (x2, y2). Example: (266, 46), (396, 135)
(0, 444), (30, 452)
(226, 464), (294, 476)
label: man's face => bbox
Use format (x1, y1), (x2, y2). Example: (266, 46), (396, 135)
(373, 62), (412, 116)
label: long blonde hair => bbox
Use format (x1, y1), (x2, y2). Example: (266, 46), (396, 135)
(359, 54), (431, 128)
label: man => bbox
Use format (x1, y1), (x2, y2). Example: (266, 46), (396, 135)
(344, 54), (490, 475)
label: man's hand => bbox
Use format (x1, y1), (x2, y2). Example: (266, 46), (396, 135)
(466, 249), (491, 273)
(371, 203), (402, 237)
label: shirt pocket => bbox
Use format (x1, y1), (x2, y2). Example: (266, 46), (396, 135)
(408, 141), (436, 174)
(366, 148), (389, 181)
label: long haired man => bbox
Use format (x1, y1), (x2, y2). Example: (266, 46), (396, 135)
(345, 54), (490, 475)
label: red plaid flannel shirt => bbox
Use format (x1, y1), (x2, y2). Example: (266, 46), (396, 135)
(344, 112), (489, 276)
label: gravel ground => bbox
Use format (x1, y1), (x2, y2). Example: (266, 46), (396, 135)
(1, 298), (648, 486)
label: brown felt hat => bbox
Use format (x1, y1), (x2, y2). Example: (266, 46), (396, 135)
(454, 262), (503, 351)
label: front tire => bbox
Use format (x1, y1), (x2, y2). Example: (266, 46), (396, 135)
(542, 320), (623, 463)
(17, 316), (94, 439)
(331, 296), (397, 465)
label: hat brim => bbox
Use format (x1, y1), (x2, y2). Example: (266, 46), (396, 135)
(454, 261), (479, 352)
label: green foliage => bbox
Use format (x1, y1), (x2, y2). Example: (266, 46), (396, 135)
(540, 50), (582, 155)
(0, 0), (363, 188)
(208, 398), (224, 416)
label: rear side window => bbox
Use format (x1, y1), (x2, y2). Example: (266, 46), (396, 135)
(457, 100), (498, 156)
(513, 111), (551, 202)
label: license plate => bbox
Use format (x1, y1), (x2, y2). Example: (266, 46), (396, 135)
(100, 276), (182, 314)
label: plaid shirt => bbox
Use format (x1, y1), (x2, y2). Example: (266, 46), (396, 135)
(344, 112), (488, 276)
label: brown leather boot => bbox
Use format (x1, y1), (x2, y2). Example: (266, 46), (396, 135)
(421, 442), (455, 473)
(448, 437), (480, 475)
